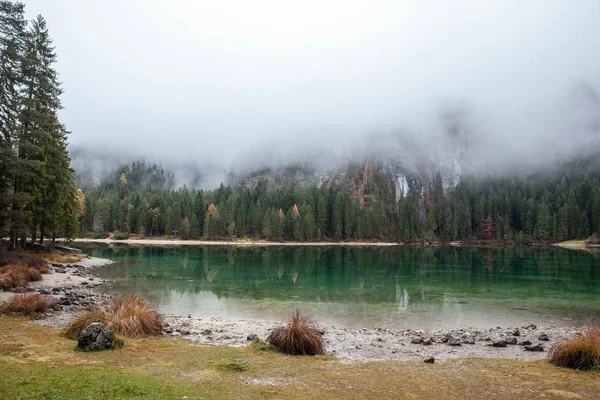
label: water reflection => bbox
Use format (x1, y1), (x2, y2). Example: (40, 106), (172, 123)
(77, 244), (600, 329)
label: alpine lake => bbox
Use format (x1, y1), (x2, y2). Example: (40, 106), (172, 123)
(73, 243), (600, 330)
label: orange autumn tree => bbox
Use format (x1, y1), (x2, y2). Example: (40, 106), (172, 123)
(204, 204), (221, 239)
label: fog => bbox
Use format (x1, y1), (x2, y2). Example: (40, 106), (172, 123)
(22, 0), (600, 187)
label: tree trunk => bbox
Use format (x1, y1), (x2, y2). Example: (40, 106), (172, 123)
(39, 222), (45, 245)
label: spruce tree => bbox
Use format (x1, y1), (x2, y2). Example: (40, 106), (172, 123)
(0, 1), (25, 240)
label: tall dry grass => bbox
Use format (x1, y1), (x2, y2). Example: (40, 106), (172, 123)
(0, 293), (54, 317)
(549, 321), (600, 370)
(0, 249), (50, 289)
(269, 309), (324, 356)
(65, 294), (163, 339)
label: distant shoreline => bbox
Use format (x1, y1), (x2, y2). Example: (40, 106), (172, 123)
(69, 238), (600, 249)
(72, 238), (400, 247)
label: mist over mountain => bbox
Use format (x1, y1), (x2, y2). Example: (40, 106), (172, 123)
(70, 81), (600, 193)
(20, 0), (598, 188)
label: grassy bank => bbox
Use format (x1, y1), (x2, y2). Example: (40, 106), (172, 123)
(1, 316), (599, 399)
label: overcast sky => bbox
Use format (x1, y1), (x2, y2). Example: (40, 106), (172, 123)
(22, 0), (600, 176)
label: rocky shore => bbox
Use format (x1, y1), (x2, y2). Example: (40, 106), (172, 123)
(2, 257), (582, 363)
(164, 315), (578, 363)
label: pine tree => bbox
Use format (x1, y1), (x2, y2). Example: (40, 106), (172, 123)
(0, 1), (26, 240)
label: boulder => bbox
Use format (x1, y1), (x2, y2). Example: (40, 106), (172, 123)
(524, 343), (544, 352)
(538, 333), (549, 341)
(492, 339), (507, 348)
(447, 337), (461, 346)
(506, 337), (518, 345)
(511, 328), (520, 336)
(411, 337), (423, 344)
(462, 336), (476, 345)
(518, 340), (532, 346)
(423, 338), (433, 346)
(77, 323), (117, 351)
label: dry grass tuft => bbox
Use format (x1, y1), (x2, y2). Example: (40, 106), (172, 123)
(65, 294), (163, 339)
(0, 293), (54, 317)
(0, 249), (50, 288)
(41, 251), (85, 264)
(549, 321), (600, 370)
(269, 309), (324, 356)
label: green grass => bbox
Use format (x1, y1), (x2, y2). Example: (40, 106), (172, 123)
(0, 361), (202, 400)
(2, 315), (600, 399)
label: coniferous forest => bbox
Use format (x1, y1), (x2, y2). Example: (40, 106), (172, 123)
(78, 158), (600, 244)
(0, 2), (79, 246)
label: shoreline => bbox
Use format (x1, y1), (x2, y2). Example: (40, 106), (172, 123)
(72, 238), (401, 247)
(70, 237), (600, 250)
(1, 254), (582, 363)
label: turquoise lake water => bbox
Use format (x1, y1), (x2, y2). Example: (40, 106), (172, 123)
(74, 244), (600, 329)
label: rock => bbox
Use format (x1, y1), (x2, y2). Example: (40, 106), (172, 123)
(519, 340), (532, 346)
(423, 338), (433, 346)
(60, 299), (71, 306)
(77, 323), (117, 351)
(201, 329), (212, 335)
(448, 337), (461, 346)
(52, 303), (63, 311)
(506, 337), (518, 345)
(178, 329), (190, 335)
(525, 343), (544, 352)
(424, 356), (435, 364)
(523, 323), (537, 330)
(247, 333), (259, 341)
(492, 339), (507, 348)
(538, 333), (549, 341)
(462, 337), (475, 345)
(441, 334), (451, 343)
(411, 337), (423, 344)
(512, 328), (520, 336)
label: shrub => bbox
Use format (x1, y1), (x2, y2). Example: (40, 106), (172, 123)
(93, 232), (110, 239)
(269, 309), (324, 355)
(112, 231), (130, 240)
(65, 294), (163, 339)
(549, 321), (600, 370)
(0, 293), (54, 317)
